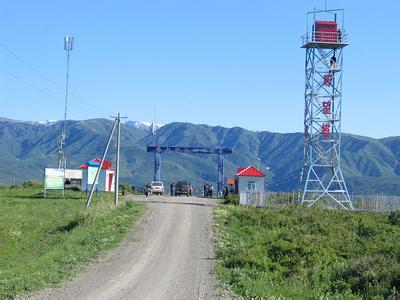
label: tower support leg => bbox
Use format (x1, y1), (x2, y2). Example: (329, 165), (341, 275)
(154, 152), (161, 182)
(217, 154), (224, 197)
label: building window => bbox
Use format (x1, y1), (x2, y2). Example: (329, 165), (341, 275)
(248, 181), (256, 191)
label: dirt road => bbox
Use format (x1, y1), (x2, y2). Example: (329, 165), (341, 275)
(30, 195), (218, 300)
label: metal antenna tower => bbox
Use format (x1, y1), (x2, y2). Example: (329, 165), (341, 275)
(58, 36), (74, 169)
(300, 8), (353, 209)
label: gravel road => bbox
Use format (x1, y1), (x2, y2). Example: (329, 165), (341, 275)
(29, 195), (218, 300)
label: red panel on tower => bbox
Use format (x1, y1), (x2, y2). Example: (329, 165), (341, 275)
(315, 21), (338, 43)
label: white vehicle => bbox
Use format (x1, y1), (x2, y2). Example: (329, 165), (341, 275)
(150, 181), (164, 195)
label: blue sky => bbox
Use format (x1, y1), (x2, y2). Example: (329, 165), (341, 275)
(0, 0), (398, 138)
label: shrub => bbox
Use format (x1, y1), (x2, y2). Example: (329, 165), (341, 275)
(388, 211), (400, 226)
(119, 184), (132, 193)
(222, 194), (239, 205)
(65, 186), (81, 192)
(22, 180), (43, 188)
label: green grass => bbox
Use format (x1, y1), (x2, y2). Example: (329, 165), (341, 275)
(214, 206), (400, 299)
(0, 187), (144, 299)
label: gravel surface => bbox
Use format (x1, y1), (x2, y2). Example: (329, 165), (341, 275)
(29, 195), (218, 300)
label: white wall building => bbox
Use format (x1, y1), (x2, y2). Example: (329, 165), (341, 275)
(64, 169), (82, 187)
(236, 166), (266, 193)
(80, 159), (115, 192)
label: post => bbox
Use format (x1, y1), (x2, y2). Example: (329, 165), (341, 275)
(114, 113), (121, 206)
(86, 119), (117, 208)
(217, 152), (224, 196)
(154, 151), (161, 182)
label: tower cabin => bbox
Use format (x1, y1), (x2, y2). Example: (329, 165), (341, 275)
(301, 10), (349, 49)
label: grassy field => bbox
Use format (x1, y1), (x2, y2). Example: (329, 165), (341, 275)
(214, 205), (400, 299)
(0, 186), (144, 299)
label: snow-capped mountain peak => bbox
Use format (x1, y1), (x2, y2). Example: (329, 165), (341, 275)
(125, 121), (163, 131)
(35, 120), (59, 126)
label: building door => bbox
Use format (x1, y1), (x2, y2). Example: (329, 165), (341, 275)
(108, 173), (113, 192)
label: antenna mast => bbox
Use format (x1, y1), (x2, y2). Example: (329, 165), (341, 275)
(58, 36), (74, 169)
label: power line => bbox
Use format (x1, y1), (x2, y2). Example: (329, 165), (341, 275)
(0, 44), (63, 90)
(0, 66), (106, 117)
(0, 44), (110, 116)
(0, 66), (61, 102)
(266, 168), (302, 188)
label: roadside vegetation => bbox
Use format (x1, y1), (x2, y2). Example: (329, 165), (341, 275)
(214, 205), (400, 298)
(0, 185), (144, 299)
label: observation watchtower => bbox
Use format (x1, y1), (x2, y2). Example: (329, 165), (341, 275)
(300, 8), (352, 209)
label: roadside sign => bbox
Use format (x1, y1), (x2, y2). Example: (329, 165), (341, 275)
(45, 168), (64, 189)
(87, 166), (99, 185)
(44, 168), (65, 197)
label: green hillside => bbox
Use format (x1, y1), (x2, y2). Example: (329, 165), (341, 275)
(0, 118), (400, 194)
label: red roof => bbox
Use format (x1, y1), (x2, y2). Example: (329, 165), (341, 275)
(236, 166), (265, 177)
(236, 167), (245, 174)
(226, 178), (235, 185)
(80, 158), (113, 170)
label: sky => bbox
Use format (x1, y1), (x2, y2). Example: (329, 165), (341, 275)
(0, 0), (399, 138)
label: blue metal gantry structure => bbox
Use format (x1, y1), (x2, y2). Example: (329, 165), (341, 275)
(300, 7), (353, 209)
(147, 146), (232, 196)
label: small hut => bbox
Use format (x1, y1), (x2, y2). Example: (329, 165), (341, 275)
(80, 158), (115, 192)
(236, 166), (265, 193)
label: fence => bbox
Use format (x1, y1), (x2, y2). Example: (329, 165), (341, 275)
(239, 191), (400, 212)
(351, 194), (400, 212)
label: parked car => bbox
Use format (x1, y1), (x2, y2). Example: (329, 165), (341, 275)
(150, 181), (164, 195)
(175, 181), (192, 196)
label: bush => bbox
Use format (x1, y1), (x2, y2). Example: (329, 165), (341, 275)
(22, 180), (43, 188)
(222, 194), (239, 205)
(65, 186), (81, 192)
(388, 211), (400, 226)
(119, 184), (132, 193)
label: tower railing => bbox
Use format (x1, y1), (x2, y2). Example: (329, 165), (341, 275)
(301, 30), (349, 47)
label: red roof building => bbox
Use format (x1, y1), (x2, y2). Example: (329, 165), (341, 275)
(79, 158), (113, 170)
(80, 158), (115, 192)
(236, 166), (265, 177)
(235, 165), (266, 193)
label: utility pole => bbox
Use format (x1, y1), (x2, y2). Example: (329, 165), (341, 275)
(85, 114), (126, 208)
(112, 113), (127, 206)
(58, 36), (74, 169)
(85, 119), (117, 208)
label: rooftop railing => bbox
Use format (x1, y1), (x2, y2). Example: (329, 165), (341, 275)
(301, 30), (349, 47)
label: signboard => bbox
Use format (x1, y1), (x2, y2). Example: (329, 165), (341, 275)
(44, 168), (64, 190)
(87, 166), (99, 185)
(147, 146), (232, 154)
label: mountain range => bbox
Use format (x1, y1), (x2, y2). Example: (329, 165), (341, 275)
(0, 117), (399, 195)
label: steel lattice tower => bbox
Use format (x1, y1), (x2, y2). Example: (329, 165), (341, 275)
(58, 36), (74, 170)
(300, 8), (352, 209)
